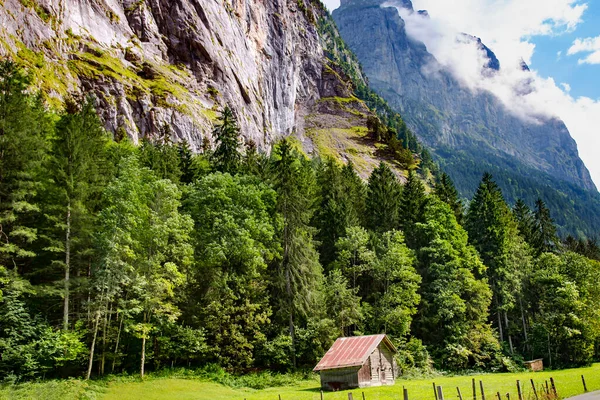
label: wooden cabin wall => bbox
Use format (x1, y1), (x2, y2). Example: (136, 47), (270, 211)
(320, 367), (360, 390)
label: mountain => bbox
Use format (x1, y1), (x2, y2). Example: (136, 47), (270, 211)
(332, 0), (600, 236)
(1, 0), (405, 177)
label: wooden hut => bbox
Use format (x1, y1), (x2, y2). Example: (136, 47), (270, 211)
(313, 334), (398, 391)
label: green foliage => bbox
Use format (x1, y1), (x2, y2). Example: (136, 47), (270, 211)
(527, 252), (600, 367)
(434, 173), (463, 223)
(413, 198), (504, 371)
(0, 60), (50, 271)
(370, 231), (421, 338)
(313, 158), (365, 267)
(184, 173), (277, 371)
(211, 106), (242, 174)
(0, 62), (598, 381)
(270, 138), (323, 368)
(324, 269), (363, 336)
(366, 162), (401, 233)
(0, 275), (85, 379)
(138, 130), (182, 183)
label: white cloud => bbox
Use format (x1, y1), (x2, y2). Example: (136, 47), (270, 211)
(561, 83), (572, 92)
(388, 0), (600, 189)
(568, 36), (600, 64)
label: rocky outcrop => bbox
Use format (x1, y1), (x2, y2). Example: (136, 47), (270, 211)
(333, 0), (597, 192)
(0, 0), (336, 151)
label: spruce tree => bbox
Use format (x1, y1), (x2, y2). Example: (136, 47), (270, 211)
(434, 172), (463, 223)
(314, 158), (360, 268)
(341, 161), (366, 226)
(399, 170), (427, 242)
(531, 198), (558, 255)
(366, 162), (401, 233)
(45, 97), (109, 331)
(270, 138), (322, 369)
(513, 199), (534, 244)
(177, 141), (197, 184)
(211, 106), (241, 174)
(465, 173), (522, 351)
(0, 61), (50, 273)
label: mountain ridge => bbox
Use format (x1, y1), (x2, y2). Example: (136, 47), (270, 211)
(332, 0), (600, 235)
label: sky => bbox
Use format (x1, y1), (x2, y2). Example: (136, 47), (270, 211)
(323, 0), (600, 190)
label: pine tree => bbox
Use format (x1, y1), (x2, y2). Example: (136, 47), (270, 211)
(434, 173), (463, 223)
(45, 97), (109, 331)
(0, 61), (50, 273)
(314, 158), (363, 268)
(399, 170), (427, 243)
(270, 138), (323, 369)
(465, 173), (522, 352)
(366, 162), (401, 233)
(513, 199), (534, 244)
(341, 161), (366, 226)
(531, 198), (558, 255)
(211, 106), (241, 174)
(177, 141), (197, 184)
(138, 136), (182, 183)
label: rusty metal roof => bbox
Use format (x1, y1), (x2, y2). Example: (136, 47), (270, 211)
(313, 334), (397, 372)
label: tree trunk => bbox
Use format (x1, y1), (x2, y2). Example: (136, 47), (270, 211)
(141, 335), (146, 379)
(101, 302), (112, 376)
(112, 311), (124, 373)
(519, 296), (530, 356)
(285, 263), (296, 369)
(63, 202), (71, 331)
(494, 291), (504, 342)
(86, 309), (101, 380)
(504, 311), (514, 354)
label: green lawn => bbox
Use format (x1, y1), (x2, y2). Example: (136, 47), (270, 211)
(100, 364), (600, 400)
(2, 364), (599, 400)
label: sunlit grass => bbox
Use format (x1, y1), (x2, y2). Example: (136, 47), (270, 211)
(1, 364), (598, 400)
(98, 364), (600, 400)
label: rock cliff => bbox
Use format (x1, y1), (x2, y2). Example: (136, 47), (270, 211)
(0, 0), (370, 160)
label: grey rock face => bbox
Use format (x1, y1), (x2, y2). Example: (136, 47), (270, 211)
(333, 0), (596, 192)
(0, 0), (327, 150)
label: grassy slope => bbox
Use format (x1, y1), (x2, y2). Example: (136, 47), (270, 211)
(3, 364), (598, 400)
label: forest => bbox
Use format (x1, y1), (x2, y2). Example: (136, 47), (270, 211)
(1, 60), (600, 383)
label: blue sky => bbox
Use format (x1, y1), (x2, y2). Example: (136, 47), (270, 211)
(530, 1), (600, 100)
(324, 0), (600, 189)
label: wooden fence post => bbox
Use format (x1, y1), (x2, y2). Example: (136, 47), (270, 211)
(362, 391), (366, 400)
(279, 395), (282, 400)
(517, 380), (523, 400)
(582, 375), (588, 393)
(434, 383), (439, 400)
(348, 393), (354, 400)
(457, 387), (464, 400)
(480, 381), (487, 400)
(550, 377), (557, 398)
(321, 390), (324, 400)
(530, 379), (538, 400)
(496, 392), (501, 400)
(403, 387), (409, 400)
(544, 381), (549, 394)
(506, 394), (510, 400)
(473, 379), (477, 400)
(437, 386), (445, 400)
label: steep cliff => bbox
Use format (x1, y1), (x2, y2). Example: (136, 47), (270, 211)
(333, 0), (600, 235)
(0, 0), (356, 157)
